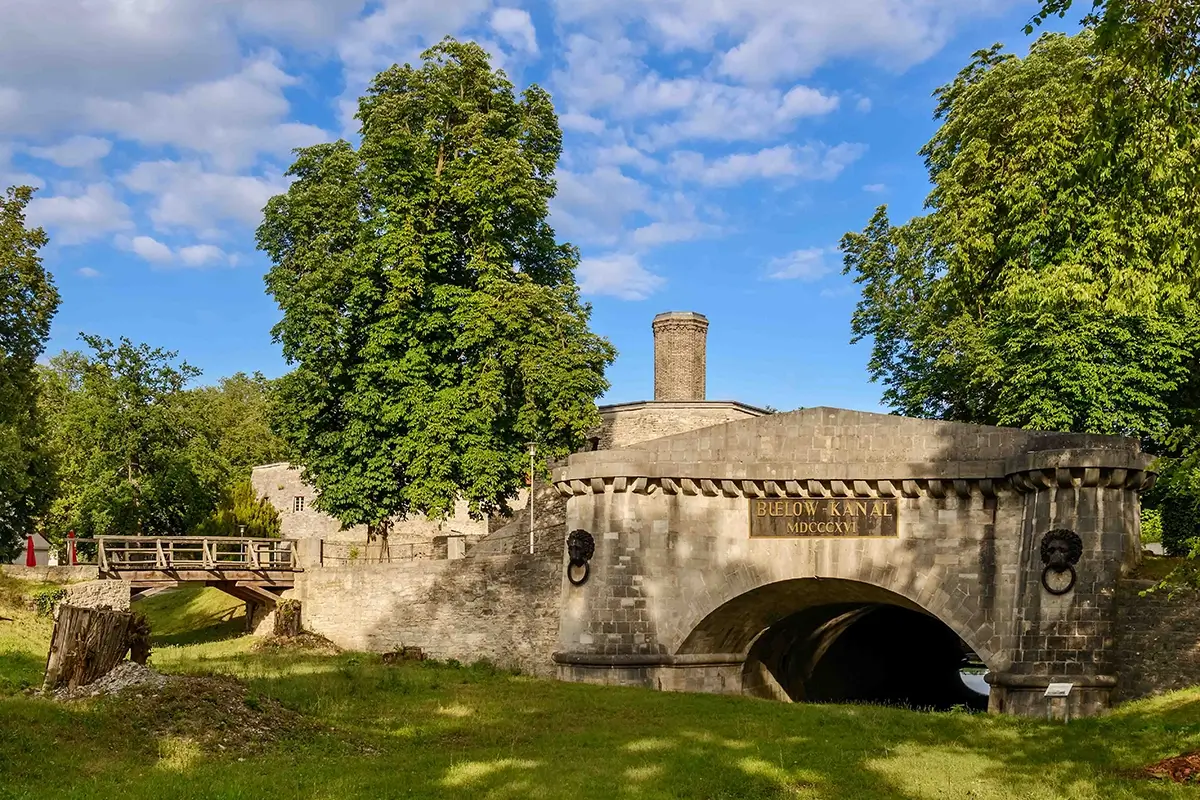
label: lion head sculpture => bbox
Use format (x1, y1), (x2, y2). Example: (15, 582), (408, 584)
(566, 529), (595, 586)
(1040, 529), (1083, 570)
(1039, 528), (1083, 595)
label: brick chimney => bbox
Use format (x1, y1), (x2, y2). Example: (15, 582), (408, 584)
(652, 311), (708, 401)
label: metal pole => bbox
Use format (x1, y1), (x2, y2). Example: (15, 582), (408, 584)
(528, 443), (537, 555)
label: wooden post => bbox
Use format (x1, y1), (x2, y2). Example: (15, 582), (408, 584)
(155, 538), (165, 569)
(42, 605), (134, 693)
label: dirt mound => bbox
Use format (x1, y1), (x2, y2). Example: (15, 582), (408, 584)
(57, 661), (314, 756)
(114, 674), (315, 756)
(1146, 751), (1200, 783)
(251, 632), (341, 655)
(54, 661), (170, 700)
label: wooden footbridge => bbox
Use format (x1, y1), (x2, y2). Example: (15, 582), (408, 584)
(89, 536), (301, 608)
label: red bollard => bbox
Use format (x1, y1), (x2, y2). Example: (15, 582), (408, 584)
(68, 530), (77, 565)
(25, 535), (36, 567)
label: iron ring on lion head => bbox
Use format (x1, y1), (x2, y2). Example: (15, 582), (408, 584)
(1040, 528), (1083, 596)
(566, 529), (595, 586)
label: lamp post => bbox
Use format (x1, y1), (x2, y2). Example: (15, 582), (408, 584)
(527, 442), (537, 555)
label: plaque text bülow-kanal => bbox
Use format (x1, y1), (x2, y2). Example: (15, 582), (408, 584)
(750, 497), (899, 538)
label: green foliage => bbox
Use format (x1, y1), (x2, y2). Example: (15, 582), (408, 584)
(259, 38), (615, 528)
(1158, 473), (1200, 556)
(843, 33), (1200, 441)
(0, 186), (61, 560)
(194, 480), (281, 538)
(1141, 506), (1163, 544)
(183, 372), (288, 483)
(30, 585), (64, 617)
(37, 336), (220, 539)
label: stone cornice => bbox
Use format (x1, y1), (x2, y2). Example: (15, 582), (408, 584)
(552, 463), (1155, 499)
(554, 448), (1156, 499)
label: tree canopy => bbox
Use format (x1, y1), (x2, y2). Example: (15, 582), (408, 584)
(842, 32), (1200, 442)
(0, 186), (60, 559)
(259, 38), (615, 530)
(39, 351), (287, 541)
(38, 337), (219, 539)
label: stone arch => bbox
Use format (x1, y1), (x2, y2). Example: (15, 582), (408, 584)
(673, 576), (995, 709)
(673, 575), (996, 668)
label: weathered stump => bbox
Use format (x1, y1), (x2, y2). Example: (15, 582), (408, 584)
(273, 599), (302, 637)
(43, 605), (134, 693)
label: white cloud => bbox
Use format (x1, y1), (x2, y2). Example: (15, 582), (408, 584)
(857, 96), (873, 112)
(178, 244), (230, 267)
(594, 143), (660, 174)
(84, 57), (330, 170)
(27, 136), (112, 168)
(490, 8), (538, 54)
(76, 266), (101, 278)
(552, 0), (1017, 84)
(630, 221), (712, 248)
(671, 143), (867, 186)
(0, 143), (42, 190)
(577, 253), (665, 300)
(555, 36), (839, 147)
(561, 113), (606, 135)
(129, 235), (174, 264)
(25, 183), (132, 244)
(120, 160), (287, 237)
(863, 183), (887, 192)
(767, 247), (834, 281)
(552, 166), (654, 246)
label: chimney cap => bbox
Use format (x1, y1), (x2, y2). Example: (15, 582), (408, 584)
(652, 311), (708, 325)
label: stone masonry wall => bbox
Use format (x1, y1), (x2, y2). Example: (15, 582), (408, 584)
(62, 580), (131, 611)
(295, 551), (564, 676)
(0, 565), (99, 583)
(1114, 579), (1200, 701)
(590, 402), (764, 451)
(252, 463), (490, 543)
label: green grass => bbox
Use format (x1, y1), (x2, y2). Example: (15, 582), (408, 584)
(134, 585), (246, 647)
(3, 577), (1200, 799)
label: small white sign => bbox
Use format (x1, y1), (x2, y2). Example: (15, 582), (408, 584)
(1044, 682), (1074, 698)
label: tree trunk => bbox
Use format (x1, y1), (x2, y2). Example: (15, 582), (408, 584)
(273, 600), (302, 637)
(43, 605), (134, 693)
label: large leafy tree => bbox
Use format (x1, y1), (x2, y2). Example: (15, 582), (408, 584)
(39, 336), (222, 539)
(842, 32), (1200, 442)
(184, 372), (288, 482)
(0, 186), (60, 559)
(1031, 2), (1200, 559)
(258, 38), (616, 530)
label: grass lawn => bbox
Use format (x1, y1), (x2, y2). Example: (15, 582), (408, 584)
(2, 575), (1200, 799)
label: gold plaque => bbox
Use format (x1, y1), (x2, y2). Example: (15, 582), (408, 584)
(749, 497), (898, 538)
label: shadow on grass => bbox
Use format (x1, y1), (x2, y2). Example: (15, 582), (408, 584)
(4, 651), (1197, 800)
(149, 616), (246, 648)
(0, 650), (44, 695)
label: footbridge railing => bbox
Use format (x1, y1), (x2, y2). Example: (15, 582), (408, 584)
(92, 536), (299, 573)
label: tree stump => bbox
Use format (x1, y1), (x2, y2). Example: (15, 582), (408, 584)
(273, 599), (302, 637)
(42, 605), (134, 693)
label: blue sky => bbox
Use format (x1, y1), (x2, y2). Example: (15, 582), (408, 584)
(2, 0), (1080, 411)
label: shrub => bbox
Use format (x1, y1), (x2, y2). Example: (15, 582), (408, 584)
(1161, 490), (1200, 557)
(31, 586), (65, 617)
(1141, 507), (1163, 544)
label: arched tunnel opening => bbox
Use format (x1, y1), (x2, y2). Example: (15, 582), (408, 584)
(677, 578), (990, 712)
(742, 602), (989, 711)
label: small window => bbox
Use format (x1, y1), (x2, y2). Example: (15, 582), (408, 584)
(293, 496), (305, 513)
(589, 437), (601, 451)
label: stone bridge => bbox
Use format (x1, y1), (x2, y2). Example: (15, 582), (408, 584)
(551, 408), (1154, 718)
